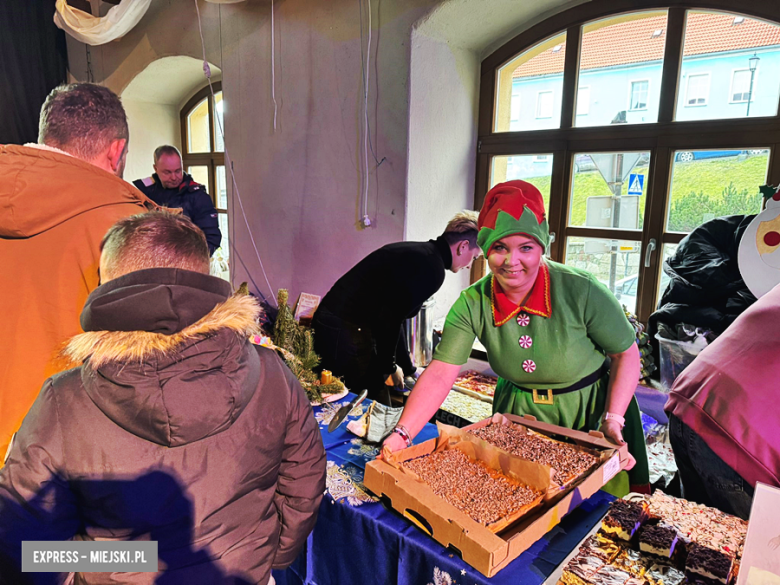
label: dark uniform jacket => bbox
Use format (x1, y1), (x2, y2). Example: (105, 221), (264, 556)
(0, 268), (326, 585)
(133, 173), (222, 255)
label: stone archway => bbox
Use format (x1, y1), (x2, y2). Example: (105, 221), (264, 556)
(120, 55), (221, 182)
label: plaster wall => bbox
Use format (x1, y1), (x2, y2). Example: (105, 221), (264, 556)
(406, 32), (480, 324)
(67, 0), (440, 306)
(122, 100), (180, 182)
(64, 0), (583, 312)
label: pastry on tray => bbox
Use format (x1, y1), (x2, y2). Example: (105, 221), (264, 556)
(638, 525), (681, 559)
(469, 422), (599, 486)
(601, 500), (649, 541)
(685, 544), (733, 585)
(401, 448), (543, 529)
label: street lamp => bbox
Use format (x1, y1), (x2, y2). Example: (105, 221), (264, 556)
(747, 53), (760, 116)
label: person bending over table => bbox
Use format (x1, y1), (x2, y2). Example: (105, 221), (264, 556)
(383, 181), (649, 495)
(312, 211), (482, 406)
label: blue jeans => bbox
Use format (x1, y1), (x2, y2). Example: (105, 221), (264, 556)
(668, 414), (754, 520)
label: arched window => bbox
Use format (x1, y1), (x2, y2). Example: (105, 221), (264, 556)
(180, 83), (229, 280)
(477, 1), (780, 322)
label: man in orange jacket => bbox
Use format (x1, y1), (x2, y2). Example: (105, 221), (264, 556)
(0, 83), (153, 461)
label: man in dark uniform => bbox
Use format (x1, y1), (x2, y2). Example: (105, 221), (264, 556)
(133, 145), (222, 255)
(312, 211), (481, 405)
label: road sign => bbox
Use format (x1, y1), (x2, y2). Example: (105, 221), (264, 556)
(627, 173), (644, 195)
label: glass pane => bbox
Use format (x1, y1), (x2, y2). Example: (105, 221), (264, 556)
(216, 165), (228, 209)
(575, 11), (668, 128)
(676, 12), (780, 122)
(214, 91), (224, 152)
(667, 149), (769, 232)
(577, 86), (591, 116)
(564, 236), (642, 312)
(569, 151), (651, 229)
(490, 154), (552, 217)
(494, 32), (566, 132)
(210, 212), (230, 282)
(187, 97), (211, 153)
(187, 165), (209, 190)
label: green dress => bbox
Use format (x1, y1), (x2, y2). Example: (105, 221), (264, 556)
(434, 260), (649, 491)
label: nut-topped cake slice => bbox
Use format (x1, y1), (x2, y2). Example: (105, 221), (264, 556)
(602, 499), (649, 541)
(638, 525), (680, 559)
(685, 544), (734, 585)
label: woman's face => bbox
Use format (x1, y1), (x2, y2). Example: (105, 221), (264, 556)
(487, 234), (543, 294)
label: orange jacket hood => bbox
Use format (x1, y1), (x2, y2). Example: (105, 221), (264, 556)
(0, 144), (151, 238)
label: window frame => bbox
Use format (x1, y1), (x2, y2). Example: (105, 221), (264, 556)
(576, 86), (591, 116)
(180, 83), (226, 214)
(536, 90), (555, 118)
(475, 0), (780, 324)
(729, 68), (754, 103)
(628, 79), (651, 111)
(684, 72), (710, 106)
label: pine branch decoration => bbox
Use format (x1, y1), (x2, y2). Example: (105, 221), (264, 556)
(269, 289), (344, 402)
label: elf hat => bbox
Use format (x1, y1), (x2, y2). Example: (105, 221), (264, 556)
(477, 180), (550, 256)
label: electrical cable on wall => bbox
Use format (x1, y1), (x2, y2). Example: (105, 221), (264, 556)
(359, 0), (372, 227)
(271, 0), (278, 131)
(194, 0), (277, 306)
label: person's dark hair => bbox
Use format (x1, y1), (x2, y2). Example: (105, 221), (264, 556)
(154, 145), (182, 163)
(100, 211), (210, 280)
(442, 210), (479, 248)
(38, 83), (129, 161)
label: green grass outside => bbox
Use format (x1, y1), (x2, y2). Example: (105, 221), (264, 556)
(521, 153), (768, 233)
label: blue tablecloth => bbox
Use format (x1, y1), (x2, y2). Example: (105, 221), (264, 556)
(274, 395), (614, 585)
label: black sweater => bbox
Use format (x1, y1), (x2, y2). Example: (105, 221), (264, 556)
(317, 237), (452, 376)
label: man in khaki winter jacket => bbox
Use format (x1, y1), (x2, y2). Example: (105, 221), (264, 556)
(0, 212), (326, 585)
(0, 83), (153, 462)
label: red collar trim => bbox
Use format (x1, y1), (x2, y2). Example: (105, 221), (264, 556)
(490, 262), (552, 326)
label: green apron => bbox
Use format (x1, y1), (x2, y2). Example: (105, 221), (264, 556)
(493, 374), (649, 495)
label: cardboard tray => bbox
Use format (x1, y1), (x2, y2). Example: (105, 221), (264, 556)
(364, 413), (630, 578)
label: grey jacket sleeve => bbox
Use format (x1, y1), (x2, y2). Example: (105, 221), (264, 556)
(271, 366), (326, 570)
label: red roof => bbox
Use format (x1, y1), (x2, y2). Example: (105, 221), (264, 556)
(513, 12), (780, 78)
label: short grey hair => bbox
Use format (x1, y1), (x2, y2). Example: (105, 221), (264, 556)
(100, 211), (210, 281)
(153, 145), (182, 163)
(38, 83), (129, 161)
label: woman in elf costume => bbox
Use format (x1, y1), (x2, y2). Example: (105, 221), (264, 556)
(385, 181), (649, 494)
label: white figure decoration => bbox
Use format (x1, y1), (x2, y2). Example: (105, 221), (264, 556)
(738, 186), (780, 298)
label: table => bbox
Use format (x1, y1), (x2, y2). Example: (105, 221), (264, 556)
(274, 395), (615, 585)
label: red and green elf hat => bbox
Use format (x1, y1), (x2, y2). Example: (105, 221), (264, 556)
(477, 180), (550, 256)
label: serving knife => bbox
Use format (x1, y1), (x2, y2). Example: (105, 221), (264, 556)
(327, 389), (369, 433)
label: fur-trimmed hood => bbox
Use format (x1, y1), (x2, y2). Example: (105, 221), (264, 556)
(64, 268), (264, 447)
(65, 292), (261, 368)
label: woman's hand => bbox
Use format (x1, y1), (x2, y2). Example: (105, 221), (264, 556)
(599, 419), (636, 470)
(382, 430), (408, 454)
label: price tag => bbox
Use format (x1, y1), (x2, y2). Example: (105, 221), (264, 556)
(603, 453), (621, 484)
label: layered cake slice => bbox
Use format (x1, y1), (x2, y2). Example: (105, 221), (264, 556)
(639, 525), (680, 559)
(602, 500), (649, 541)
(645, 563), (686, 585)
(612, 548), (653, 578)
(561, 554), (607, 585)
(581, 533), (623, 563)
(590, 565), (632, 585)
(685, 544), (734, 585)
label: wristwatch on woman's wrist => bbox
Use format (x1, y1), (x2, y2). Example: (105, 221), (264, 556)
(601, 412), (625, 429)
